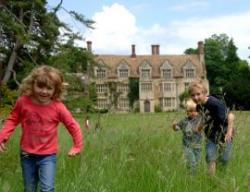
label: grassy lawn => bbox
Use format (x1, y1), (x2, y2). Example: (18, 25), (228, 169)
(0, 111), (250, 192)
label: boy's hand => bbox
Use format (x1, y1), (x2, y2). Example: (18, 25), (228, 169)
(0, 142), (6, 152)
(225, 131), (233, 142)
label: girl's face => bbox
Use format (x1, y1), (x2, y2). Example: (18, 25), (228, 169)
(32, 81), (55, 105)
(190, 87), (207, 105)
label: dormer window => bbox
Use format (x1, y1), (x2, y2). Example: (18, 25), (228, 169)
(141, 69), (150, 79)
(118, 60), (130, 78)
(96, 68), (106, 79)
(96, 59), (107, 79)
(184, 61), (195, 78)
(160, 61), (172, 80)
(140, 60), (151, 80)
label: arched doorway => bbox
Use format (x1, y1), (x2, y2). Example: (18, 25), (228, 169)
(144, 100), (150, 112)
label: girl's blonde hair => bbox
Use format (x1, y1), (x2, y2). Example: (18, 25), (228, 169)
(188, 80), (208, 95)
(185, 99), (197, 111)
(19, 65), (64, 99)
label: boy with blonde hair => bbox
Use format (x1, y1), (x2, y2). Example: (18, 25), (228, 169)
(188, 80), (235, 176)
(172, 99), (203, 175)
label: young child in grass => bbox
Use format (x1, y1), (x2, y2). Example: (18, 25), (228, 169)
(0, 65), (83, 191)
(172, 99), (203, 175)
(188, 80), (235, 176)
(84, 115), (91, 133)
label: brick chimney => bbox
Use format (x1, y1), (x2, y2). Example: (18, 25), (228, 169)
(156, 45), (160, 55)
(151, 44), (160, 55)
(86, 41), (92, 52)
(198, 41), (204, 54)
(131, 44), (136, 58)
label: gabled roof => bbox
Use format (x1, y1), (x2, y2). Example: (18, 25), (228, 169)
(94, 54), (205, 78)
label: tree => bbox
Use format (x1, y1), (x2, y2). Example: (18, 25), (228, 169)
(184, 48), (198, 55)
(0, 0), (61, 85)
(49, 38), (95, 73)
(0, 0), (94, 87)
(184, 33), (250, 109)
(224, 60), (250, 109)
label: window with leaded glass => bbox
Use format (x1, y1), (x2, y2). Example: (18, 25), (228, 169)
(96, 68), (106, 79)
(141, 83), (152, 92)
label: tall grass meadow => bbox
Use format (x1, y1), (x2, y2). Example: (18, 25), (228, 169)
(0, 111), (250, 191)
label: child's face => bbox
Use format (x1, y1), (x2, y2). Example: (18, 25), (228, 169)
(32, 81), (55, 104)
(190, 87), (207, 105)
(187, 109), (198, 118)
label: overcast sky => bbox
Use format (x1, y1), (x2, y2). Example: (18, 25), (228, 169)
(48, 0), (250, 62)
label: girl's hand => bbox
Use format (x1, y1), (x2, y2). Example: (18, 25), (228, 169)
(0, 142), (6, 152)
(68, 147), (80, 157)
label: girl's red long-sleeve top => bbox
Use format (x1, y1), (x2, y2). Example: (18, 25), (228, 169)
(0, 96), (83, 155)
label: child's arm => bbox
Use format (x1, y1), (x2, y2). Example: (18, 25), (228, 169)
(225, 112), (235, 142)
(58, 103), (83, 156)
(196, 115), (204, 132)
(172, 120), (182, 131)
(0, 141), (6, 152)
(0, 99), (21, 151)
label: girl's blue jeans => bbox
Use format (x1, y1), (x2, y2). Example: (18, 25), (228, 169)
(20, 151), (56, 192)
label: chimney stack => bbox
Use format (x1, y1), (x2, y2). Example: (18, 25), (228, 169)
(152, 44), (160, 55)
(198, 41), (204, 54)
(131, 44), (136, 58)
(87, 41), (92, 52)
(156, 45), (160, 55)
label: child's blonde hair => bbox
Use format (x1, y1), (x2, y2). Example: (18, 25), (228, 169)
(185, 99), (197, 111)
(19, 65), (64, 99)
(188, 80), (208, 95)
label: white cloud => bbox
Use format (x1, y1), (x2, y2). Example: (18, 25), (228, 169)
(168, 12), (250, 60)
(85, 3), (138, 54)
(85, 3), (250, 61)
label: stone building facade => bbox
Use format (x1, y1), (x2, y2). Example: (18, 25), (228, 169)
(87, 41), (209, 112)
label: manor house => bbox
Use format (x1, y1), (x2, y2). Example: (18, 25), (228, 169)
(87, 41), (208, 112)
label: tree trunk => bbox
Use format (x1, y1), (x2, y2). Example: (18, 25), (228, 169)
(2, 39), (20, 83)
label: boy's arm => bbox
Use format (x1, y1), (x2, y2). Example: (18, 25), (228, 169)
(225, 112), (235, 142)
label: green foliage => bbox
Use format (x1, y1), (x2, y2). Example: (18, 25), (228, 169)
(69, 11), (95, 29)
(1, 0), (94, 85)
(204, 34), (240, 94)
(63, 75), (97, 112)
(184, 48), (198, 54)
(0, 83), (19, 115)
(185, 33), (250, 109)
(64, 74), (84, 93)
(49, 40), (95, 73)
(63, 96), (93, 112)
(224, 61), (250, 109)
(154, 104), (162, 112)
(88, 82), (97, 104)
(128, 78), (139, 108)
